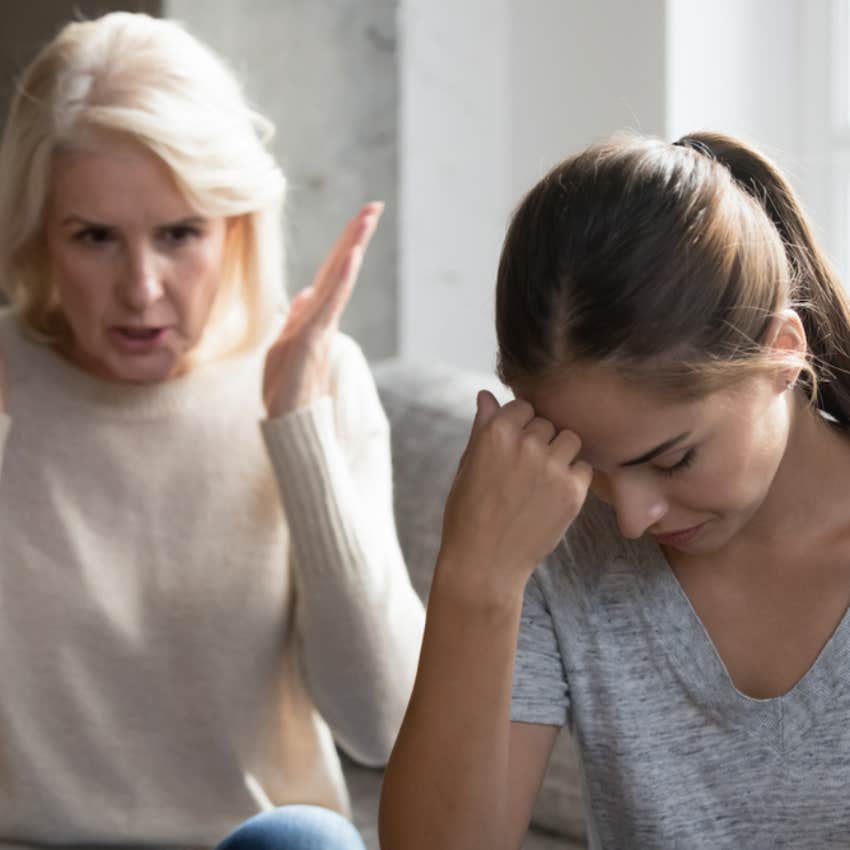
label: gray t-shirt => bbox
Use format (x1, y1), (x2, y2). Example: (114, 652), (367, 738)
(511, 494), (850, 849)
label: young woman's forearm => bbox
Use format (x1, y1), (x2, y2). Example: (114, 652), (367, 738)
(379, 557), (525, 850)
(380, 392), (591, 849)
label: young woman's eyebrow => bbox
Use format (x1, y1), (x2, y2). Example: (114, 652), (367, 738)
(619, 431), (690, 467)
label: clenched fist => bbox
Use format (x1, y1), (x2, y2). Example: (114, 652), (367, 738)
(438, 390), (592, 603)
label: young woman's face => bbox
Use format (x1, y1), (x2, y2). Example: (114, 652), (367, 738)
(522, 365), (794, 554)
(44, 137), (228, 384)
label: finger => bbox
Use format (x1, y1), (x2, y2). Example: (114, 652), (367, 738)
(523, 416), (557, 444)
(287, 286), (314, 319)
(456, 390), (501, 474)
(309, 210), (367, 303)
(275, 287), (314, 340)
(315, 203), (383, 302)
(327, 204), (382, 295)
(550, 428), (583, 465)
(313, 205), (383, 330)
(459, 397), (534, 476)
(570, 459), (594, 489)
(472, 389), (501, 431)
(317, 243), (365, 329)
(498, 397), (537, 430)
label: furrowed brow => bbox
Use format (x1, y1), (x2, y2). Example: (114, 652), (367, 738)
(619, 431), (690, 467)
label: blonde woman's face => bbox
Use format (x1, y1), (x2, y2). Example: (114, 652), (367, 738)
(44, 137), (228, 383)
(522, 365), (793, 555)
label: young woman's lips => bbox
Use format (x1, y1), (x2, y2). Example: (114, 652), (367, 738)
(651, 522), (707, 548)
(108, 326), (168, 353)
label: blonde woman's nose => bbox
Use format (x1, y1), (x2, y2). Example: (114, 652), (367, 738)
(120, 245), (164, 310)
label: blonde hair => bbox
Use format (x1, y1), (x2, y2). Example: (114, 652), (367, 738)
(0, 11), (287, 361)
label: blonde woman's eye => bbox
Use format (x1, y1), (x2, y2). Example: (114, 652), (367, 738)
(658, 448), (696, 478)
(160, 224), (202, 245)
(73, 226), (113, 245)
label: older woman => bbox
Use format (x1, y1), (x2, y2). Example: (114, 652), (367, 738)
(0, 11), (423, 849)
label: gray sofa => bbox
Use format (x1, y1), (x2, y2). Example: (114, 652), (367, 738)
(341, 360), (589, 850)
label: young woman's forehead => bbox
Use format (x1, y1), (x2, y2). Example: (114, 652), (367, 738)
(522, 368), (724, 465)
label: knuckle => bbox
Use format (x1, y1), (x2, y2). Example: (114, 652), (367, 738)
(487, 415), (515, 444)
(505, 398), (534, 419)
(515, 399), (534, 417)
(531, 416), (554, 436)
(561, 430), (581, 453)
(519, 432), (544, 458)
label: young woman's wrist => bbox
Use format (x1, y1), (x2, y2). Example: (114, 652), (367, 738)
(431, 547), (530, 618)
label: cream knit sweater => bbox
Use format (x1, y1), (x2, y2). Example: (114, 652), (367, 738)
(0, 309), (424, 848)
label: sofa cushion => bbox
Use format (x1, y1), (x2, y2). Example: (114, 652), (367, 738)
(373, 359), (509, 597)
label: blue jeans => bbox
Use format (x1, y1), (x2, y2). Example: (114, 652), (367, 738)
(216, 805), (367, 850)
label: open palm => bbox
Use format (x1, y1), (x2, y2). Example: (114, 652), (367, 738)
(263, 202), (383, 418)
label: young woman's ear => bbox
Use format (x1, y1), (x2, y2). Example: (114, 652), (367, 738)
(763, 307), (807, 392)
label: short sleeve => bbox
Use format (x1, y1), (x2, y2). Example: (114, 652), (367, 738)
(510, 570), (570, 727)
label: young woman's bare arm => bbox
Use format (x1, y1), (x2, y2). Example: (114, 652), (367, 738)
(379, 391), (589, 850)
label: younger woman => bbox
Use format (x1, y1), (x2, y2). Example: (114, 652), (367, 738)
(380, 132), (850, 849)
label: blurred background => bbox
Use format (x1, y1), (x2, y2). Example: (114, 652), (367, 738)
(1, 0), (844, 374)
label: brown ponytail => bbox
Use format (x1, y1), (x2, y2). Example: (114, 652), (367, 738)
(677, 132), (850, 425)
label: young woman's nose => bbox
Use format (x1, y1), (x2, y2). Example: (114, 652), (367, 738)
(606, 477), (668, 540)
(120, 245), (164, 310)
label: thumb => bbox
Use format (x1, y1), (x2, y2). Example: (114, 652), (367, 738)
(455, 390), (500, 476)
(471, 389), (500, 432)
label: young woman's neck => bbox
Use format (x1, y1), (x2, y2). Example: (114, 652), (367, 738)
(733, 396), (850, 557)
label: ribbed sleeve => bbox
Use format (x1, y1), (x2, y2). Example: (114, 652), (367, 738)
(261, 337), (424, 766)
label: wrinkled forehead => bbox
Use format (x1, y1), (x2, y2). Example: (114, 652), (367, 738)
(47, 135), (193, 223)
(517, 365), (716, 468)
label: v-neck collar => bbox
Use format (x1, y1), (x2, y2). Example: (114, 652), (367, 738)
(629, 535), (850, 753)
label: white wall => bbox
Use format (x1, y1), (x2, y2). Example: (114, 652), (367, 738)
(666, 0), (844, 280)
(666, 0), (801, 157)
(398, 0), (512, 375)
(400, 0), (666, 374)
(400, 0), (837, 375)
(168, 0), (401, 361)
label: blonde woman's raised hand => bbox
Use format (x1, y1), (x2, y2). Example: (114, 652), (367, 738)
(263, 202), (383, 418)
(438, 391), (593, 602)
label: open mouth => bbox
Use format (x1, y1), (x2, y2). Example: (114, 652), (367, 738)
(109, 326), (168, 350)
(116, 327), (163, 340)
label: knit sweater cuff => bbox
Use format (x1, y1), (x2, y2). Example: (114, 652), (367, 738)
(261, 397), (355, 576)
